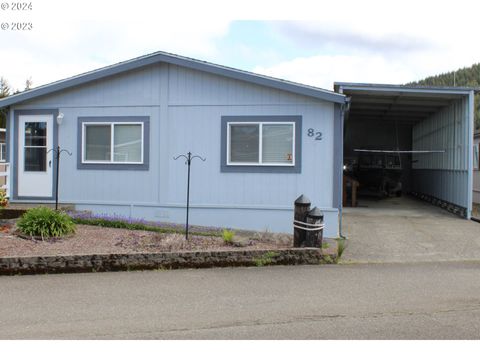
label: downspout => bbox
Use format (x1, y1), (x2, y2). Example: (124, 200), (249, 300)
(338, 96), (350, 239)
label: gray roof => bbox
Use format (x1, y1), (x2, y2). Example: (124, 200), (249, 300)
(0, 51), (346, 107)
(335, 82), (478, 94)
(335, 82), (476, 126)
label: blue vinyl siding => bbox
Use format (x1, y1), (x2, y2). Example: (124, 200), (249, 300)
(11, 63), (339, 236)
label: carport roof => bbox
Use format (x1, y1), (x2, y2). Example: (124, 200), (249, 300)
(334, 82), (478, 94)
(334, 82), (477, 124)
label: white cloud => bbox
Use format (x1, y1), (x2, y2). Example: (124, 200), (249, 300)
(0, 0), (232, 89)
(1, 0), (480, 91)
(254, 4), (480, 90)
(252, 48), (480, 91)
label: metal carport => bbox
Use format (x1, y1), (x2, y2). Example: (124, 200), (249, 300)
(335, 83), (475, 220)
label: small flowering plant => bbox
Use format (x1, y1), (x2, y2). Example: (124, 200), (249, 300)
(0, 189), (8, 208)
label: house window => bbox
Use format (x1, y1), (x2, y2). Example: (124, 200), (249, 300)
(83, 122), (143, 164)
(221, 116), (301, 173)
(228, 122), (295, 166)
(78, 116), (149, 170)
(474, 144), (479, 170)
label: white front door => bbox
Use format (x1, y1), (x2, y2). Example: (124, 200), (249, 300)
(18, 114), (54, 197)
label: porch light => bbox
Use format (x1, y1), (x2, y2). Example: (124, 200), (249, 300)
(56, 113), (64, 125)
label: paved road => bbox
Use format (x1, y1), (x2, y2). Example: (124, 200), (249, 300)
(1, 262), (480, 339)
(342, 197), (480, 263)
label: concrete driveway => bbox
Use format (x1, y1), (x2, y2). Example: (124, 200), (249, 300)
(341, 196), (480, 263)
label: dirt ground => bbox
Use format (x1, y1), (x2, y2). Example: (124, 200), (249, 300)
(0, 223), (293, 258)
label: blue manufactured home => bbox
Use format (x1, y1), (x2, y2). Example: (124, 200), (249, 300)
(0, 51), (475, 238)
(0, 51), (346, 237)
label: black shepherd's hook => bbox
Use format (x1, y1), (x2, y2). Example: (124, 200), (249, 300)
(173, 151), (206, 240)
(47, 146), (72, 210)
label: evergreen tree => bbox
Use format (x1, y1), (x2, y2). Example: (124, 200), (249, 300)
(0, 77), (10, 98)
(0, 77), (34, 128)
(408, 64), (480, 129)
(0, 77), (10, 129)
(24, 77), (32, 91)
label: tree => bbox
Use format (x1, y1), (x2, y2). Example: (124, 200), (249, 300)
(24, 77), (32, 91)
(408, 64), (480, 130)
(0, 77), (10, 129)
(0, 77), (33, 128)
(0, 77), (10, 98)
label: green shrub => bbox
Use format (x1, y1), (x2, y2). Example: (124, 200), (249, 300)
(17, 207), (76, 239)
(222, 229), (235, 244)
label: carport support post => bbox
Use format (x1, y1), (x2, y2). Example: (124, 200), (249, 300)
(294, 195), (311, 247)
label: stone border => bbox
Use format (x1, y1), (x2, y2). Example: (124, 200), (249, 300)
(410, 191), (467, 217)
(0, 245), (338, 276)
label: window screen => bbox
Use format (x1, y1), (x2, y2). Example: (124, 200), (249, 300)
(262, 124), (293, 164)
(114, 124), (142, 162)
(85, 125), (111, 161)
(229, 124), (259, 163)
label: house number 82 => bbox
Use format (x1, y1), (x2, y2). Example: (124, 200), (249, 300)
(307, 128), (322, 140)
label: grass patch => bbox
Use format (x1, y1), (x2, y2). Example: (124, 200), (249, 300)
(335, 237), (347, 259)
(321, 255), (333, 264)
(254, 251), (279, 267)
(222, 229), (235, 244)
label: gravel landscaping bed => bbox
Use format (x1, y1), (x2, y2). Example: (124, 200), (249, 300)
(0, 222), (293, 258)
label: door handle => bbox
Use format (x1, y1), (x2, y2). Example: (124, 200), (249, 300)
(49, 160), (52, 168)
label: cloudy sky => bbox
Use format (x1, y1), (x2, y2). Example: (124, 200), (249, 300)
(1, 0), (480, 92)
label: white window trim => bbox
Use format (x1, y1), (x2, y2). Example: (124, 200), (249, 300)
(226, 121), (295, 166)
(82, 122), (144, 164)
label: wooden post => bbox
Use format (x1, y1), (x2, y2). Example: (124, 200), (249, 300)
(351, 178), (359, 207)
(294, 194), (311, 247)
(305, 207), (324, 248)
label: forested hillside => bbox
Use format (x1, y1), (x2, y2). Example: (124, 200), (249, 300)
(408, 64), (480, 129)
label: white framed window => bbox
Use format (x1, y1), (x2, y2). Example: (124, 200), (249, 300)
(82, 122), (144, 164)
(227, 122), (295, 166)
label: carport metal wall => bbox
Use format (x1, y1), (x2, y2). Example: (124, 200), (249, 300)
(412, 92), (474, 218)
